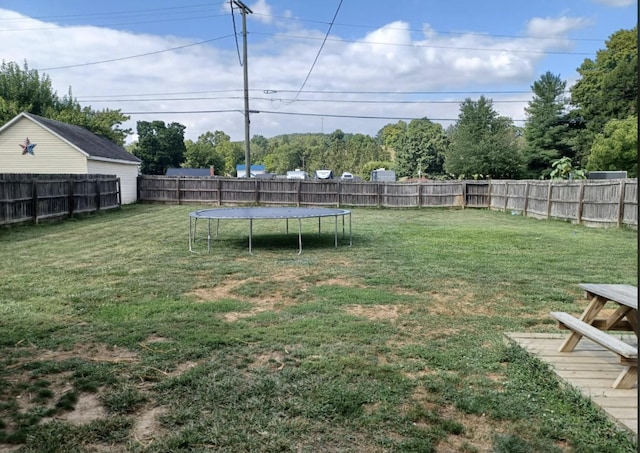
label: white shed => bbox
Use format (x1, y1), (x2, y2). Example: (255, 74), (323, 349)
(0, 112), (141, 204)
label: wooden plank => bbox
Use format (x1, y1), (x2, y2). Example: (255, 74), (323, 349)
(551, 312), (638, 358)
(579, 283), (638, 310)
(505, 332), (637, 437)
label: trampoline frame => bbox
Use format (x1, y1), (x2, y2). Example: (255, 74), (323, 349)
(189, 207), (352, 255)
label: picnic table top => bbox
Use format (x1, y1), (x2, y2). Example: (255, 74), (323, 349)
(578, 283), (637, 310)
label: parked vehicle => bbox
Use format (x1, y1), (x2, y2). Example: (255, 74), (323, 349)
(315, 169), (334, 180)
(286, 169), (309, 180)
(370, 168), (396, 182)
(340, 172), (354, 180)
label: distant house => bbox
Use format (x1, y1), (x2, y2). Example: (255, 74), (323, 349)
(0, 112), (141, 204)
(236, 164), (266, 178)
(166, 167), (215, 177)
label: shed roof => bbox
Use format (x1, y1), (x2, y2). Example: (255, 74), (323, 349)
(1, 112), (141, 164)
(166, 168), (213, 177)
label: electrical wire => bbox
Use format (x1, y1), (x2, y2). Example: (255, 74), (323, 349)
(36, 34), (235, 71)
(230, 0), (243, 66)
(252, 32), (594, 56)
(119, 108), (527, 123)
(286, 0), (344, 104)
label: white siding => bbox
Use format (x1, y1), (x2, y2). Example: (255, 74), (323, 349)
(0, 117), (87, 173)
(87, 160), (139, 204)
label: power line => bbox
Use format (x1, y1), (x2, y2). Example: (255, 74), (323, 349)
(287, 0), (344, 104)
(119, 108), (527, 123)
(0, 2), (227, 23)
(252, 32), (595, 56)
(78, 95), (533, 104)
(36, 34), (235, 71)
(229, 1), (243, 66)
(252, 13), (606, 43)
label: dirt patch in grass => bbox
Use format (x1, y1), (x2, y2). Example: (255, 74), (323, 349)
(59, 393), (106, 424)
(132, 405), (168, 446)
(344, 304), (403, 322)
(7, 342), (140, 366)
(190, 267), (367, 321)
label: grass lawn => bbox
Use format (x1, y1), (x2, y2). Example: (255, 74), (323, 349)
(0, 205), (637, 453)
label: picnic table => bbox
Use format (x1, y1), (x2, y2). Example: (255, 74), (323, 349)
(550, 283), (638, 389)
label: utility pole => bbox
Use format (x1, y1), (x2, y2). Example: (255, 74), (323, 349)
(232, 0), (253, 177)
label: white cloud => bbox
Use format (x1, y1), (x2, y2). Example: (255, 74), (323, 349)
(526, 16), (592, 38)
(249, 0), (273, 24)
(0, 9), (592, 142)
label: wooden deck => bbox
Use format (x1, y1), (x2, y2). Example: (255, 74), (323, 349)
(505, 332), (637, 438)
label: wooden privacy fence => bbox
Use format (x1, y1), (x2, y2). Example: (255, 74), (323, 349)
(138, 176), (487, 209)
(138, 176), (637, 228)
(490, 179), (637, 228)
(0, 174), (121, 226)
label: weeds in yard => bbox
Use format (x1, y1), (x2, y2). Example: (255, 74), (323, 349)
(0, 205), (636, 452)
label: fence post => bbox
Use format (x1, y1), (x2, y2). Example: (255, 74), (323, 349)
(32, 179), (38, 224)
(576, 181), (585, 224)
(461, 182), (466, 209)
(255, 179), (260, 205)
(68, 179), (74, 218)
(116, 178), (121, 207)
(337, 181), (341, 208)
(377, 183), (382, 208)
(417, 182), (422, 208)
(176, 177), (181, 205)
(94, 179), (101, 212)
(523, 181), (530, 217)
(217, 178), (222, 206)
(617, 179), (626, 227)
(297, 180), (301, 207)
(503, 181), (509, 212)
(546, 181), (553, 219)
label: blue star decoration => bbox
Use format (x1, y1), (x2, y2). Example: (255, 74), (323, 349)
(20, 137), (36, 155)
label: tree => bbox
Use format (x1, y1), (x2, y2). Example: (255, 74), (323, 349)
(395, 118), (447, 178)
(343, 134), (388, 176)
(587, 116), (637, 177)
(52, 103), (131, 146)
(133, 121), (186, 175)
(376, 121), (407, 158)
(570, 27), (638, 163)
(0, 61), (57, 122)
(523, 72), (573, 179)
(183, 133), (225, 174)
(445, 96), (523, 179)
(0, 61), (131, 145)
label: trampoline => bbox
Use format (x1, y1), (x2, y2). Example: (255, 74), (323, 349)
(189, 207), (352, 254)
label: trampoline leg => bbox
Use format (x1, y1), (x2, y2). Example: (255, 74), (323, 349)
(207, 219), (211, 254)
(249, 219), (253, 255)
(318, 217), (321, 234)
(334, 215), (338, 248)
(298, 219), (303, 254)
(189, 217), (193, 252)
(348, 213), (352, 247)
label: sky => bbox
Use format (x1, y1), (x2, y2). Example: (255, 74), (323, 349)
(0, 0), (637, 144)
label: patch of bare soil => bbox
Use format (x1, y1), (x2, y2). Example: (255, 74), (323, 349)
(190, 266), (365, 322)
(343, 304), (403, 322)
(0, 341), (189, 451)
(58, 393), (106, 424)
(132, 406), (168, 446)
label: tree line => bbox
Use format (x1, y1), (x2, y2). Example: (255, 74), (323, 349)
(1, 27), (636, 179)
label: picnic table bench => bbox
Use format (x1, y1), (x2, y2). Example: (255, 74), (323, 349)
(550, 283), (638, 389)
